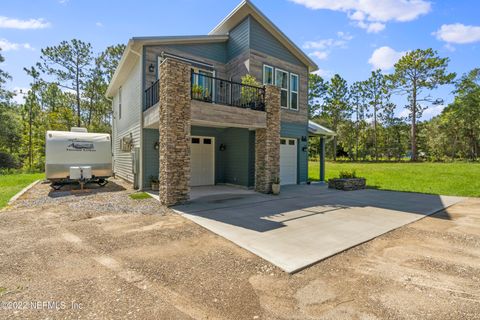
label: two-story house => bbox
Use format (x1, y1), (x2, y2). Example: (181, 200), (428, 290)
(106, 0), (334, 206)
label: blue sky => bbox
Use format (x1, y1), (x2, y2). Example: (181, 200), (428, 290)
(1, 0), (479, 120)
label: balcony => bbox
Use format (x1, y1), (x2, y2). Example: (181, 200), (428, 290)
(144, 79), (159, 111)
(191, 72), (265, 111)
(143, 71), (267, 130)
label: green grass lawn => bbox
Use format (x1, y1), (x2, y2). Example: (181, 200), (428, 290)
(309, 161), (480, 197)
(0, 173), (44, 209)
(129, 192), (152, 200)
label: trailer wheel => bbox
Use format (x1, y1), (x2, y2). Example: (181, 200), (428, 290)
(97, 179), (108, 187)
(51, 183), (63, 191)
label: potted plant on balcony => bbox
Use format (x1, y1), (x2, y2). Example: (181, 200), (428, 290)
(192, 84), (203, 100)
(203, 88), (212, 102)
(272, 176), (281, 195)
(328, 170), (366, 191)
(150, 176), (159, 191)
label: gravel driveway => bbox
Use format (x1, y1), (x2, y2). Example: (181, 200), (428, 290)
(0, 178), (479, 319)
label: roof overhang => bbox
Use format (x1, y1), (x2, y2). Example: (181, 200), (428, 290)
(308, 120), (336, 137)
(105, 35), (229, 97)
(209, 0), (318, 72)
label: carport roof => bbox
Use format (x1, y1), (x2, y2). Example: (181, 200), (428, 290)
(308, 121), (336, 137)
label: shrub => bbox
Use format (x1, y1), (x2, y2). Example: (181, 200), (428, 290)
(241, 74), (261, 104)
(338, 170), (357, 179)
(0, 152), (20, 169)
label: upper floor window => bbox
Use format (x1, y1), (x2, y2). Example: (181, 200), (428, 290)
(191, 67), (214, 102)
(290, 73), (298, 110)
(118, 86), (122, 120)
(275, 69), (288, 108)
(263, 65), (273, 85)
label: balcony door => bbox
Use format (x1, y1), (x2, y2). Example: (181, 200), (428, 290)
(191, 67), (214, 102)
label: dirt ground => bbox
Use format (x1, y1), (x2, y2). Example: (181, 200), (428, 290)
(0, 178), (479, 319)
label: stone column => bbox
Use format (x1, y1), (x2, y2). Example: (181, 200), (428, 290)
(158, 58), (191, 206)
(255, 85), (281, 193)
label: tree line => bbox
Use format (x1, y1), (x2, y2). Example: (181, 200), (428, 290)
(0, 40), (125, 170)
(309, 48), (479, 162)
(1, 44), (479, 171)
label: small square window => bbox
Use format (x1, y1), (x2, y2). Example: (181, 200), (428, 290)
(280, 139), (286, 145)
(289, 140), (295, 145)
(192, 138), (200, 144)
(203, 138), (212, 144)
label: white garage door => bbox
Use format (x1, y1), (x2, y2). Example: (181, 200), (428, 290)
(190, 136), (215, 186)
(280, 138), (297, 185)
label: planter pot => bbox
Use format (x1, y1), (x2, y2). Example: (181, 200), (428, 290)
(272, 183), (280, 195)
(151, 182), (159, 191)
(328, 178), (366, 191)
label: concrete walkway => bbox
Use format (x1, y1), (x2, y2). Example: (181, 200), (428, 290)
(174, 185), (464, 273)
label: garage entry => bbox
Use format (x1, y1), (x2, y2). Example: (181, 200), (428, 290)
(190, 136), (215, 186)
(280, 138), (297, 185)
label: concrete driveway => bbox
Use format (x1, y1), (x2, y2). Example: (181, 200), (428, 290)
(174, 185), (464, 273)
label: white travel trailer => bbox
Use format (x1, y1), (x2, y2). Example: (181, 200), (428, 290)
(45, 128), (112, 189)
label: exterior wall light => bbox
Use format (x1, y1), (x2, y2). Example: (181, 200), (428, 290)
(219, 144), (226, 151)
(301, 136), (307, 142)
(302, 146), (308, 152)
(154, 141), (159, 150)
(148, 63), (155, 73)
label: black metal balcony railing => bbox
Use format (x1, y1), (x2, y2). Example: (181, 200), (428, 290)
(191, 72), (265, 111)
(143, 73), (266, 112)
(144, 79), (159, 110)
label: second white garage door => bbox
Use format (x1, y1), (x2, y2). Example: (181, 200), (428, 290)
(280, 138), (297, 185)
(190, 136), (215, 187)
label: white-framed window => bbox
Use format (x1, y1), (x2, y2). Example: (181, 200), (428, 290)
(191, 66), (215, 102)
(263, 65), (274, 85)
(118, 86), (122, 119)
(290, 73), (299, 110)
(275, 68), (289, 108)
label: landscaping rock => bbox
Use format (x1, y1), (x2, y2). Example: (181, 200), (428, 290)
(328, 178), (366, 191)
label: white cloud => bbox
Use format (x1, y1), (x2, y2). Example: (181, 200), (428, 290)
(290, 0), (431, 32)
(96, 22), (104, 27)
(444, 43), (456, 52)
(368, 46), (406, 70)
(422, 104), (445, 118)
(433, 23), (480, 44)
(357, 21), (386, 33)
(312, 68), (333, 79)
(0, 38), (34, 51)
(0, 16), (50, 29)
(398, 103), (445, 119)
(12, 87), (29, 104)
(303, 38), (348, 50)
(398, 108), (410, 118)
(303, 31), (352, 60)
(309, 51), (329, 60)
(336, 31), (353, 41)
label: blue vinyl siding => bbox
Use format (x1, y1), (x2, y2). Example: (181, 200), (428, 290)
(281, 122), (309, 183)
(191, 126), (252, 187)
(226, 16), (250, 61)
(167, 42), (227, 63)
(249, 17), (304, 67)
(226, 15), (304, 66)
(142, 128), (160, 188)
